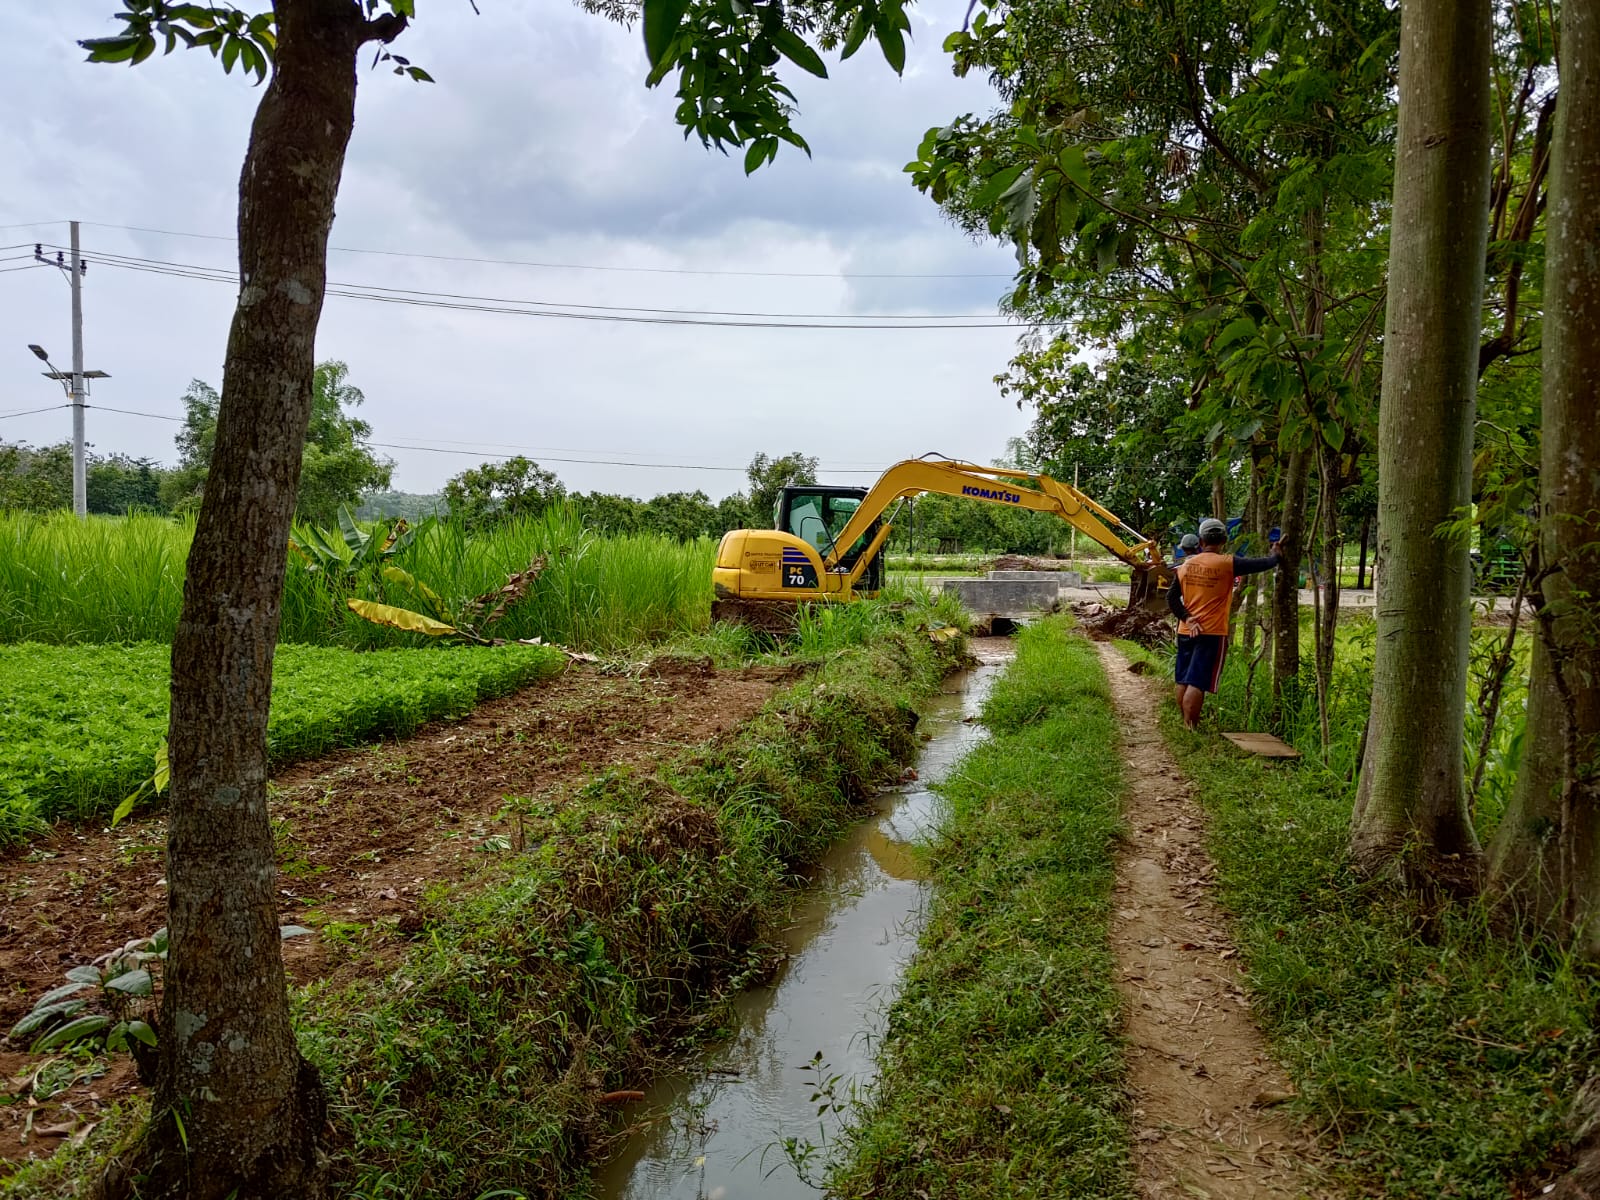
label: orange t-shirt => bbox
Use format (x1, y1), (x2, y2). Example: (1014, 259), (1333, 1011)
(1176, 552), (1237, 636)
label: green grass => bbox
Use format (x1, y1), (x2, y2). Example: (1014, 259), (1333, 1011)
(0, 508), (713, 651)
(1152, 687), (1596, 1198)
(828, 618), (1132, 1199)
(2, 611), (963, 1200)
(0, 641), (564, 845)
(288, 613), (959, 1199)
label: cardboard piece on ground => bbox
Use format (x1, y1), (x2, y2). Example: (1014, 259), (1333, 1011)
(1221, 731), (1301, 759)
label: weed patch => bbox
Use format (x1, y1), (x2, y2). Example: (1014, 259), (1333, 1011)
(828, 618), (1131, 1199)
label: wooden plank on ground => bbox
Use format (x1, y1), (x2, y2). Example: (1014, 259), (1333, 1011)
(1220, 731), (1301, 759)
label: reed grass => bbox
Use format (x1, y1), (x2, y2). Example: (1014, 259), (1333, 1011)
(0, 508), (714, 652)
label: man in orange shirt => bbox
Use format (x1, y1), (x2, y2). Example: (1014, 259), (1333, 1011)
(1166, 518), (1283, 729)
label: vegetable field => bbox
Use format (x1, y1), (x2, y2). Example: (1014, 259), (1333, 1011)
(0, 641), (564, 845)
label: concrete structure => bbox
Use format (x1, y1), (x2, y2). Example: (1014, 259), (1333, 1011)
(988, 569), (1084, 587)
(940, 576), (1063, 615)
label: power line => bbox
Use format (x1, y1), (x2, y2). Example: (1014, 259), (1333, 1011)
(0, 404), (70, 421)
(63, 404), (888, 474)
(68, 246), (1011, 321)
(0, 263), (46, 275)
(78, 255), (1029, 331)
(77, 220), (1017, 280)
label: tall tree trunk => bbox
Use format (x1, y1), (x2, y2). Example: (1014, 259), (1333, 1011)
(144, 4), (398, 1196)
(1489, 5), (1600, 955)
(1313, 441), (1344, 752)
(1271, 445), (1309, 723)
(1351, 0), (1490, 881)
(1356, 511), (1371, 590)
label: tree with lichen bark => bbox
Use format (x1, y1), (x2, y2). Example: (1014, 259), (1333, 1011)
(1490, 1), (1600, 958)
(1349, 0), (1492, 883)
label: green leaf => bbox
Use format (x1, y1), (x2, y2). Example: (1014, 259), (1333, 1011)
(1213, 317), (1258, 352)
(32, 980), (92, 1009)
(972, 163), (1026, 208)
(878, 27), (906, 74)
(221, 33), (240, 73)
(841, 9), (873, 59)
(32, 1015), (111, 1053)
(770, 26), (827, 78)
(1058, 145), (1090, 191)
(65, 965), (104, 985)
(9, 999), (87, 1040)
(80, 35), (143, 64)
(642, 0), (691, 68)
(106, 969), (153, 997)
(126, 1019), (158, 1047)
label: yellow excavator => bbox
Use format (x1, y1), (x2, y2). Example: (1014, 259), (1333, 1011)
(710, 455), (1173, 624)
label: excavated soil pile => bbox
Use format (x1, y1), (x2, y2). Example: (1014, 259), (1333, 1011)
(1073, 600), (1175, 647)
(989, 553), (1078, 572)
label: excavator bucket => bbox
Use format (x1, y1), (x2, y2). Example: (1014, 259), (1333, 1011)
(1128, 562), (1176, 614)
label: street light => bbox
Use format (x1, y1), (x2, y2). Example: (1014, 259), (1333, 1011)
(23, 343), (110, 518)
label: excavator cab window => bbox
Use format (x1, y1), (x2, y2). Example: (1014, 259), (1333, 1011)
(775, 486), (885, 592)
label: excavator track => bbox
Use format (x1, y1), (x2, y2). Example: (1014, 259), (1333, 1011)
(710, 597), (802, 635)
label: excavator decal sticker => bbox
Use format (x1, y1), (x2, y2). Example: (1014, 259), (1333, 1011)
(961, 485), (1023, 504)
(781, 547), (818, 589)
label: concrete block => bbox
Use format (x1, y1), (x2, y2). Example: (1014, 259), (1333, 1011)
(940, 577), (1062, 613)
(988, 569), (1084, 587)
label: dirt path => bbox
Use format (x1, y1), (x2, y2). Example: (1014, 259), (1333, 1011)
(0, 656), (787, 1168)
(1094, 641), (1329, 1199)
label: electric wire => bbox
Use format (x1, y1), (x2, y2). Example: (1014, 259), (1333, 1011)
(57, 404), (888, 474)
(78, 257), (1027, 330)
(0, 404), (70, 421)
(53, 247), (1027, 329)
(75, 220), (1016, 280)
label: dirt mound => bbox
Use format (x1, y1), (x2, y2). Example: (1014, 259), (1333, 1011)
(990, 554), (1076, 572)
(1073, 600), (1174, 647)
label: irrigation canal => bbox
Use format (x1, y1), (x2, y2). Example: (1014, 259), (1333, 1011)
(592, 638), (1015, 1200)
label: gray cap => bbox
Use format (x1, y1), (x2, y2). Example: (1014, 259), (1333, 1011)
(1179, 533), (1201, 551)
(1198, 517), (1227, 539)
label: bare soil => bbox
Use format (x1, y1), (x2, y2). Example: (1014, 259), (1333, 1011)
(0, 657), (788, 1170)
(1096, 641), (1331, 1199)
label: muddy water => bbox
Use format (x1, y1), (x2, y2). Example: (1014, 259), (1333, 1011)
(591, 639), (1014, 1200)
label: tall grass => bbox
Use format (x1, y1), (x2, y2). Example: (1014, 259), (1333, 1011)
(0, 508), (714, 651)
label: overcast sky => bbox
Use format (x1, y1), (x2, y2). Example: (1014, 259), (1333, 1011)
(0, 1), (1031, 501)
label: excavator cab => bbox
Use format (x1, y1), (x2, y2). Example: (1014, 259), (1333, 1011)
(775, 486), (885, 593)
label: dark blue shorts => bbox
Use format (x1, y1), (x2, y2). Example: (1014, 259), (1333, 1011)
(1175, 633), (1228, 693)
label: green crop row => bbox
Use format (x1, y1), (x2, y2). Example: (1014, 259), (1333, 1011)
(0, 641), (565, 846)
(0, 508), (714, 651)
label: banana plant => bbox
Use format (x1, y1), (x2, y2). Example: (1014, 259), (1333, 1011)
(347, 556), (548, 644)
(289, 505), (423, 581)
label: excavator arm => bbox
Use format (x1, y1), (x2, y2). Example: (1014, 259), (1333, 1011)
(709, 456), (1173, 622)
(820, 458), (1164, 580)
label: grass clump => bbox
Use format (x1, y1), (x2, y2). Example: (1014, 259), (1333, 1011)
(288, 614), (960, 1199)
(1161, 708), (1598, 1198)
(828, 618), (1132, 1200)
(0, 641), (564, 844)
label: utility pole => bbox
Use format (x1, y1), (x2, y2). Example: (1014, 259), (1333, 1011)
(69, 221), (86, 519)
(31, 223), (105, 518)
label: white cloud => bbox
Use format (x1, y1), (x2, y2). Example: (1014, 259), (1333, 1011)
(0, 0), (1030, 500)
